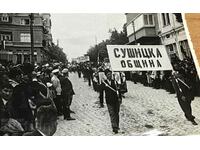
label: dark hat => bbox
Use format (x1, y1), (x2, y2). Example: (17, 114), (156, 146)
(45, 68), (51, 74)
(21, 63), (34, 75)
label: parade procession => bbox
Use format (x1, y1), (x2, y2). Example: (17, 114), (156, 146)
(1, 13), (200, 136)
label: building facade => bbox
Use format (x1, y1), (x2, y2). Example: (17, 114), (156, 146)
(157, 13), (191, 61)
(125, 13), (191, 61)
(41, 13), (53, 63)
(125, 13), (160, 45)
(0, 13), (52, 64)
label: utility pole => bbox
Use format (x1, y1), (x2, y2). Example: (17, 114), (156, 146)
(30, 13), (34, 64)
(132, 21), (137, 45)
(95, 36), (99, 65)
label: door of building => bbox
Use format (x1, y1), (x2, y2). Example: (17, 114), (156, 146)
(16, 54), (22, 64)
(24, 54), (30, 63)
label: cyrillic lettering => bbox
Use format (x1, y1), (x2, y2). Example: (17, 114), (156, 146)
(121, 60), (126, 68)
(149, 60), (155, 67)
(127, 48), (135, 58)
(156, 48), (162, 58)
(127, 60), (133, 68)
(148, 48), (156, 58)
(157, 60), (162, 67)
(114, 48), (120, 58)
(121, 48), (126, 58)
(142, 60), (148, 68)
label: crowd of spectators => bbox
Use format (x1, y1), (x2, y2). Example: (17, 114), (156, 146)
(0, 61), (73, 136)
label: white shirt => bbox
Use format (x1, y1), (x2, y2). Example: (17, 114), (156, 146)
(2, 98), (7, 105)
(51, 75), (62, 95)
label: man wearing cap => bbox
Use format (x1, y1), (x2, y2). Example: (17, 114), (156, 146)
(103, 69), (122, 134)
(60, 68), (75, 120)
(51, 69), (62, 116)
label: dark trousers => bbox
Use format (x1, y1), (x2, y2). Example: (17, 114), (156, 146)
(53, 95), (63, 115)
(177, 97), (195, 121)
(99, 87), (104, 106)
(106, 102), (120, 130)
(62, 94), (73, 118)
(88, 77), (92, 86)
(92, 81), (97, 92)
(78, 72), (81, 78)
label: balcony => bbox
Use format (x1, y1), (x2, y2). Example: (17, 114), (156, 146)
(126, 14), (159, 45)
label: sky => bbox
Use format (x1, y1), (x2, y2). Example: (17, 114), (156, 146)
(51, 14), (126, 60)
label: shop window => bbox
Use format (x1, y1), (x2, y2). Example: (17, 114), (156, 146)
(24, 55), (30, 63)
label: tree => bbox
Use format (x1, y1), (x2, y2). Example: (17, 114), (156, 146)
(87, 24), (128, 64)
(48, 43), (67, 63)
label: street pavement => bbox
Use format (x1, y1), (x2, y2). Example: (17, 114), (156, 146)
(54, 72), (200, 136)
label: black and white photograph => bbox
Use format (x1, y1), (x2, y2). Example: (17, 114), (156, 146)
(0, 13), (200, 137)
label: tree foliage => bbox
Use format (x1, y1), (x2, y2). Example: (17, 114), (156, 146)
(48, 43), (67, 63)
(87, 24), (128, 63)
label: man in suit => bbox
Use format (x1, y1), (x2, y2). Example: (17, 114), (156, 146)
(171, 62), (197, 125)
(103, 69), (122, 134)
(60, 68), (75, 120)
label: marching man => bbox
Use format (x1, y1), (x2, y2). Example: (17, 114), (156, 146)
(103, 69), (122, 134)
(171, 63), (198, 125)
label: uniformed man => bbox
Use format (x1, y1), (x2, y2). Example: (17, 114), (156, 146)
(171, 63), (197, 125)
(103, 69), (122, 134)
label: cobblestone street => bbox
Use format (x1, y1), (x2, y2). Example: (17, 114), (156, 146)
(55, 73), (200, 136)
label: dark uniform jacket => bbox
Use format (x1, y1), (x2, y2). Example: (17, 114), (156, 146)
(0, 98), (9, 127)
(60, 77), (75, 96)
(103, 79), (122, 105)
(171, 72), (194, 101)
(10, 82), (34, 122)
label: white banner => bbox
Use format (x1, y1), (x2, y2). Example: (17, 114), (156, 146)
(77, 56), (90, 63)
(107, 45), (173, 71)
